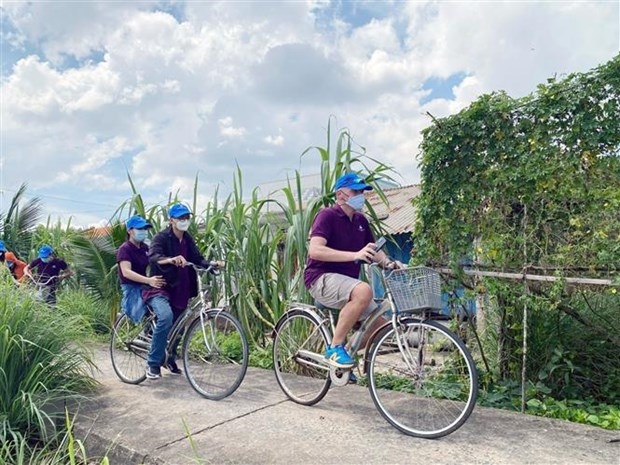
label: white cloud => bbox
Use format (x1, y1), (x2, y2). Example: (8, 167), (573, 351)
(264, 134), (284, 146)
(218, 117), (247, 138)
(0, 0), (617, 227)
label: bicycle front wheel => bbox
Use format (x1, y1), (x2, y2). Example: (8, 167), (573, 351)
(110, 313), (152, 384)
(272, 309), (331, 406)
(182, 309), (249, 400)
(367, 319), (477, 438)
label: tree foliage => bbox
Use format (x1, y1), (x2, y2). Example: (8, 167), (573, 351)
(414, 53), (620, 272)
(413, 54), (620, 403)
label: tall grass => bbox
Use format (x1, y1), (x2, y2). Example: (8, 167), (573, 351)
(0, 272), (99, 445)
(192, 125), (396, 345)
(70, 122), (396, 348)
(1, 412), (110, 465)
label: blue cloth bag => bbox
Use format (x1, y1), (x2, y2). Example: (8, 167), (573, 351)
(121, 283), (147, 323)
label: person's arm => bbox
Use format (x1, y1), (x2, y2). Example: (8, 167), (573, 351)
(149, 230), (183, 266)
(307, 208), (375, 263)
(308, 236), (376, 263)
(373, 250), (403, 269)
(57, 260), (72, 280)
(23, 262), (36, 281)
(119, 260), (164, 288)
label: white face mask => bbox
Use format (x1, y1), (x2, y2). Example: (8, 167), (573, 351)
(174, 219), (190, 231)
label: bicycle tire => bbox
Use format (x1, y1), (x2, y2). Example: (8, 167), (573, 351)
(110, 313), (152, 384)
(367, 319), (477, 438)
(182, 308), (249, 400)
(272, 309), (331, 406)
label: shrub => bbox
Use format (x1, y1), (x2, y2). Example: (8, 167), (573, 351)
(0, 273), (99, 443)
(56, 287), (111, 336)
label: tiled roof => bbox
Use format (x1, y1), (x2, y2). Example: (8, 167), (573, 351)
(366, 184), (421, 234)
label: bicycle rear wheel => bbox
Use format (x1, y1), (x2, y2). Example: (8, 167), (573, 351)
(110, 313), (153, 384)
(367, 319), (477, 438)
(182, 309), (249, 400)
(272, 309), (331, 406)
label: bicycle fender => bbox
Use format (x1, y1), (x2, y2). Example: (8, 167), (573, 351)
(271, 304), (326, 339)
(361, 316), (420, 375)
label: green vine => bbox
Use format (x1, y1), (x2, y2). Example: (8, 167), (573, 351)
(414, 53), (620, 273)
(413, 54), (620, 407)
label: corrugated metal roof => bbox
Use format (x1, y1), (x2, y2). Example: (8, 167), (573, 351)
(366, 184), (420, 234)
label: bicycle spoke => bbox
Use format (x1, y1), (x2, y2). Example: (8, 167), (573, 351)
(272, 310), (331, 406)
(367, 320), (477, 438)
(183, 310), (249, 400)
(110, 314), (149, 384)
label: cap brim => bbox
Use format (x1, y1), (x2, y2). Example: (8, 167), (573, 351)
(129, 221), (153, 229)
(349, 183), (373, 191)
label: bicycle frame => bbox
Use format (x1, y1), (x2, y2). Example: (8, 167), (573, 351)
(164, 262), (224, 350)
(292, 264), (431, 375)
(273, 262), (477, 438)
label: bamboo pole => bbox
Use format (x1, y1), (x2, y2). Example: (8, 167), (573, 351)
(438, 268), (617, 286)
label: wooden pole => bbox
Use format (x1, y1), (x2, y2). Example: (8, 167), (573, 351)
(438, 268), (616, 287)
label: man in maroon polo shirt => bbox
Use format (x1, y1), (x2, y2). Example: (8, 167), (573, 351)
(304, 172), (397, 369)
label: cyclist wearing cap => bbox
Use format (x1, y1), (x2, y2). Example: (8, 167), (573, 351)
(142, 203), (214, 380)
(24, 244), (71, 305)
(0, 240), (27, 282)
(304, 172), (400, 369)
(117, 215), (166, 324)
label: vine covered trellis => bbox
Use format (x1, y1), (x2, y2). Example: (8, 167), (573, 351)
(413, 54), (620, 409)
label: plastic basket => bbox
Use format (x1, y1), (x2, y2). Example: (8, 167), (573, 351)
(384, 266), (442, 313)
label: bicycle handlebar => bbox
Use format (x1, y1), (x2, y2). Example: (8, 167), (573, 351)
(185, 261), (225, 275)
(27, 275), (60, 286)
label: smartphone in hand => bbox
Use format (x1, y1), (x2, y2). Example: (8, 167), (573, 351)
(374, 236), (387, 252)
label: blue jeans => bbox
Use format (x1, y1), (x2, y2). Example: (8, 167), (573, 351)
(146, 295), (174, 368)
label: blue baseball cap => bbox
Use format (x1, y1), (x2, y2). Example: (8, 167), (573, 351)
(168, 203), (192, 219)
(125, 215), (152, 230)
(334, 173), (373, 191)
(0, 240), (6, 252)
(38, 245), (54, 259)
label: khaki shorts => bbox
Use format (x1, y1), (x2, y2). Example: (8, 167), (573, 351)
(309, 273), (377, 321)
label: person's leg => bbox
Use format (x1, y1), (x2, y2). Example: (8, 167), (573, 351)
(331, 282), (373, 345)
(146, 295), (174, 377)
(45, 286), (57, 305)
(309, 274), (375, 367)
(164, 307), (185, 374)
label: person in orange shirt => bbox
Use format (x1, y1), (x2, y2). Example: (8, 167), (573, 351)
(0, 240), (27, 281)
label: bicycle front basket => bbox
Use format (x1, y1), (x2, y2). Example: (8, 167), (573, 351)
(384, 266), (442, 313)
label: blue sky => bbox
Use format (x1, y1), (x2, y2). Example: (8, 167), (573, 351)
(1, 0), (618, 227)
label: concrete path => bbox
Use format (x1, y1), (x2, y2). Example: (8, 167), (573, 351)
(73, 345), (619, 465)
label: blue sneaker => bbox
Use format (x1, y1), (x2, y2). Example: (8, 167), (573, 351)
(325, 344), (355, 368)
(349, 372), (358, 384)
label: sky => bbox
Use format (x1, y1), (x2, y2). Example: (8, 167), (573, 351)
(1, 0), (619, 228)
